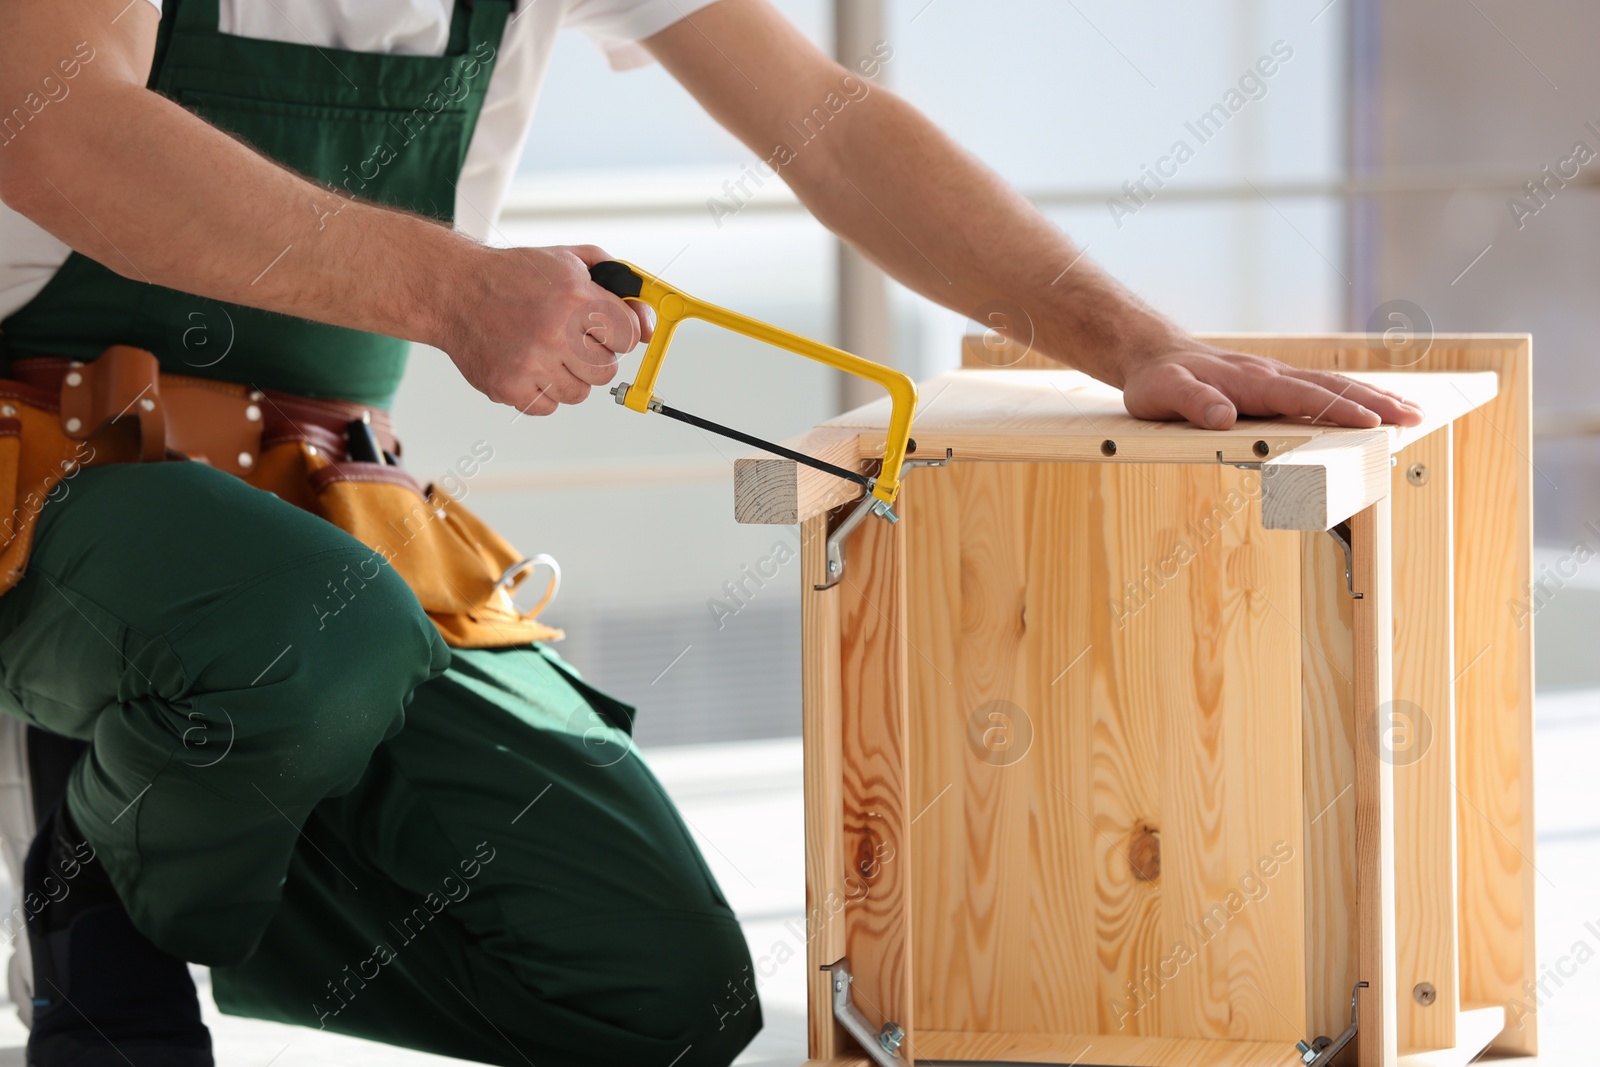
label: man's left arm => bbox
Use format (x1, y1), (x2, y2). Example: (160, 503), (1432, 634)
(645, 0), (1422, 430)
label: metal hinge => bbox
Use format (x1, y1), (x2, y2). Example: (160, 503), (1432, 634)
(1296, 981), (1369, 1066)
(815, 450), (952, 591)
(825, 958), (905, 1066)
(1327, 521), (1364, 599)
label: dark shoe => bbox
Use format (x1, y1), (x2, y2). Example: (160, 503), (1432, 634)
(24, 798), (214, 1067)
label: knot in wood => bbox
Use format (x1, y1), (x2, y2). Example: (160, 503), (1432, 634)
(1129, 825), (1161, 882)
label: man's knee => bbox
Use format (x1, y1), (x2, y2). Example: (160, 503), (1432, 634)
(176, 544), (449, 789)
(615, 914), (762, 1060)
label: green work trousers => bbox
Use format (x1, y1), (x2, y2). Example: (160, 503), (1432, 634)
(0, 461), (761, 1066)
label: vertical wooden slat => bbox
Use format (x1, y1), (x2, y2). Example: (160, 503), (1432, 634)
(906, 464), (1033, 1031)
(1390, 430), (1459, 1053)
(1026, 464), (1100, 1034)
(837, 506), (915, 1058)
(802, 514), (847, 1059)
(1351, 500), (1398, 1067)
(1448, 353), (1536, 1058)
(1300, 531), (1361, 1043)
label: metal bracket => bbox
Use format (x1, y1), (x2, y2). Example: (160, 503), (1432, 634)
(1217, 449), (1264, 471)
(1327, 521), (1364, 599)
(815, 450), (952, 591)
(1295, 981), (1369, 1066)
(825, 959), (905, 1066)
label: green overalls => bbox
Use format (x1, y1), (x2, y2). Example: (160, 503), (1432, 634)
(0, 0), (760, 1062)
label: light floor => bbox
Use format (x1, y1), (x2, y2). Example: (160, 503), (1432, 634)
(0, 692), (1590, 1067)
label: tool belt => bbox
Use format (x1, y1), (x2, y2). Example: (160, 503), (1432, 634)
(0, 345), (560, 648)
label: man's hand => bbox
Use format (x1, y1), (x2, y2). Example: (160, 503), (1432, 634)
(1119, 340), (1425, 430)
(440, 244), (651, 416)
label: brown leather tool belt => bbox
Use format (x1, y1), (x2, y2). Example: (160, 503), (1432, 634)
(0, 345), (559, 648)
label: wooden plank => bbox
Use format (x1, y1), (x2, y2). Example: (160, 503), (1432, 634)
(801, 513), (848, 1059)
(835, 507), (915, 1059)
(904, 461), (1305, 1043)
(915, 1029), (1304, 1066)
(1350, 500), (1398, 1067)
(1389, 431), (1459, 1054)
(1445, 359), (1537, 1058)
(1395, 1006), (1504, 1067)
(1192, 335), (1535, 1058)
(1260, 430), (1392, 531)
(735, 426), (865, 524)
(905, 463), (1036, 1032)
(1299, 531), (1361, 1043)
(828, 369), (1494, 466)
(733, 364), (1497, 529)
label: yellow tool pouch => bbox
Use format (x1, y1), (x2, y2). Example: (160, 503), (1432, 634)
(0, 347), (561, 648)
(288, 442), (561, 647)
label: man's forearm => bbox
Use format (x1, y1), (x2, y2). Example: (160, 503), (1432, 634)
(0, 1), (482, 352)
(4, 85), (471, 349)
(793, 88), (1180, 387)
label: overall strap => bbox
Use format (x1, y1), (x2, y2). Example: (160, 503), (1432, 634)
(456, 0), (513, 57)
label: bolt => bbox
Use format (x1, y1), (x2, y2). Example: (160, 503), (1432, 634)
(1406, 463), (1429, 486)
(878, 1021), (905, 1055)
(1254, 439), (1271, 457)
(1296, 1041), (1317, 1065)
(1413, 981), (1437, 1006)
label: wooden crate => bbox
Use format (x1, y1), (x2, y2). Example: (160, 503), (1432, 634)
(736, 336), (1534, 1067)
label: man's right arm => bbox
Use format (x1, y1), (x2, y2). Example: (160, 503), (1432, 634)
(0, 0), (639, 413)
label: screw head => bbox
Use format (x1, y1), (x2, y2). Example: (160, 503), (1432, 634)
(1413, 981), (1437, 1006)
(1253, 439), (1271, 457)
(64, 417), (82, 433)
(139, 398), (156, 412)
(1406, 463), (1429, 486)
(64, 372), (82, 388)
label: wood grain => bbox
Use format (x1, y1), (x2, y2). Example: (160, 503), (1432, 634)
(835, 507), (915, 1060)
(1260, 430), (1393, 531)
(1194, 335), (1535, 1058)
(801, 513), (848, 1059)
(735, 427), (866, 524)
(1351, 500), (1398, 1067)
(915, 1028), (1306, 1065)
(1299, 531), (1361, 1043)
(1389, 431), (1459, 1054)
(904, 461), (1306, 1044)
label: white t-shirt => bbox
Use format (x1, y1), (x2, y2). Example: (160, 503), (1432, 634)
(0, 0), (718, 320)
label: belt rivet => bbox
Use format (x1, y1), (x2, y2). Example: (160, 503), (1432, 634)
(139, 398), (155, 412)
(248, 390), (263, 401)
(0, 405), (15, 417)
(60, 460), (75, 472)
(238, 452), (254, 469)
(245, 404), (261, 422)
(64, 417), (82, 433)
(64, 372), (82, 388)
(306, 445), (319, 456)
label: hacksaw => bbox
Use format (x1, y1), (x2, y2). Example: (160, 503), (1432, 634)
(589, 260), (918, 514)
